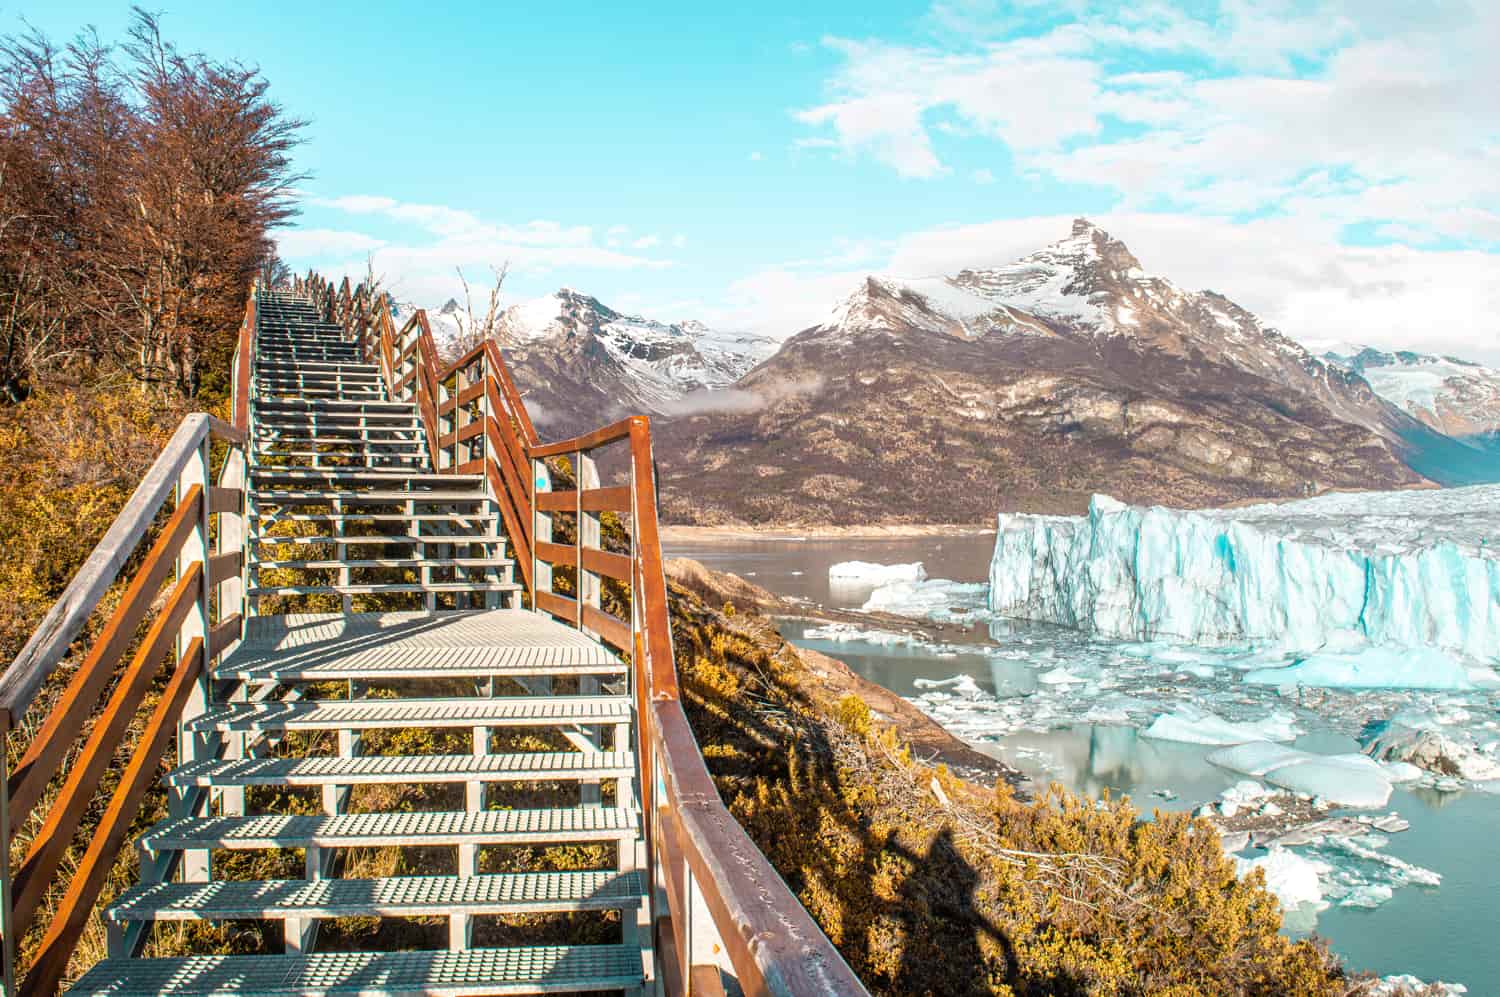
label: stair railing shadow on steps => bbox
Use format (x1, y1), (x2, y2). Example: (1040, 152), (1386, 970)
(0, 287), (257, 995)
(302, 270), (870, 997)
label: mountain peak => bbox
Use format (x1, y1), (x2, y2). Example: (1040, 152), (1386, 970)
(1071, 217), (1098, 237)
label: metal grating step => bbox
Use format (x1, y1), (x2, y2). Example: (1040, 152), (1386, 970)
(166, 751), (636, 788)
(185, 696), (631, 733)
(255, 557), (510, 570)
(246, 582), (520, 597)
(108, 870), (645, 922)
(250, 490), (488, 503)
(66, 945), (645, 996)
(141, 808), (638, 853)
(216, 611), (621, 681)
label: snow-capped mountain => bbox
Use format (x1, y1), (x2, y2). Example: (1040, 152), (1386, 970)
(655, 219), (1444, 525)
(395, 290), (774, 435)
(1317, 345), (1500, 444)
(823, 219), (1395, 438)
(494, 288), (772, 408)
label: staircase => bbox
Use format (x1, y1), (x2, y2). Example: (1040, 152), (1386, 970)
(248, 292), (518, 612)
(66, 290), (651, 995)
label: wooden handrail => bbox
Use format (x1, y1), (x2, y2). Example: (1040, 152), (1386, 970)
(0, 413), (240, 718)
(0, 395), (247, 991)
(22, 635), (206, 997)
(6, 485), (203, 832)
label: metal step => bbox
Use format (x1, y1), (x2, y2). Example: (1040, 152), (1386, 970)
(247, 582), (519, 597)
(108, 870), (645, 922)
(141, 808), (638, 853)
(253, 433), (425, 445)
(215, 611), (621, 682)
(66, 946), (645, 996)
(185, 697), (629, 734)
(252, 513), (487, 523)
(166, 751), (636, 788)
(252, 470), (483, 485)
(256, 399), (413, 412)
(255, 557), (509, 570)
(252, 535), (495, 546)
(250, 490), (488, 503)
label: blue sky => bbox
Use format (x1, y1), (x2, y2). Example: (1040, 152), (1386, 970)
(16, 2), (1500, 359)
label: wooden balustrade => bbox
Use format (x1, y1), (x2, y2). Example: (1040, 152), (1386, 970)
(0, 414), (248, 994)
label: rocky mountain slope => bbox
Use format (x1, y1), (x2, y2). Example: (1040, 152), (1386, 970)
(653, 220), (1434, 525)
(396, 290), (774, 437)
(1318, 344), (1500, 447)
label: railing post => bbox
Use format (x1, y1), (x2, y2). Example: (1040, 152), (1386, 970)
(532, 457), (552, 605)
(174, 436), (212, 883)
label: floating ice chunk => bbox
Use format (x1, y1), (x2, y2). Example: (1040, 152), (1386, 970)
(1263, 754), (1394, 809)
(801, 622), (923, 647)
(1245, 646), (1474, 691)
(828, 561), (926, 585)
(1142, 706), (1297, 745)
(1374, 975), (1468, 995)
(912, 674), (984, 698)
(1220, 780), (1275, 806)
(1236, 847), (1328, 910)
(861, 578), (989, 622)
(1208, 742), (1394, 808)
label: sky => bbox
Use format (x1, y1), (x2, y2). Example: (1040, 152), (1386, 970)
(16, 1), (1500, 361)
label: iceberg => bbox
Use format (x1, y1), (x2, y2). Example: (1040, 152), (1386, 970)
(1236, 847), (1328, 910)
(860, 578), (989, 622)
(1142, 706), (1297, 745)
(989, 487), (1500, 666)
(828, 561), (927, 585)
(1208, 742), (1394, 808)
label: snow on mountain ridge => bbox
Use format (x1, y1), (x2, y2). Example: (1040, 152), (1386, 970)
(1318, 344), (1500, 439)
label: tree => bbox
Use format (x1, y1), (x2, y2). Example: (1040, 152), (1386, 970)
(0, 8), (306, 399)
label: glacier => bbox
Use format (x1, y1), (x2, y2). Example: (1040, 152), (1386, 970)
(989, 486), (1500, 678)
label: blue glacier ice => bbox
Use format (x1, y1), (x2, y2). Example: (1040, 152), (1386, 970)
(989, 487), (1500, 677)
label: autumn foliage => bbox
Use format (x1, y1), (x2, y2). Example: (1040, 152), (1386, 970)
(0, 8), (303, 401)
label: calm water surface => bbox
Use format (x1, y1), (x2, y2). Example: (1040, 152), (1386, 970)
(667, 536), (1500, 991)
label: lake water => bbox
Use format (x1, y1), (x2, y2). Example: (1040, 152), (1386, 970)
(666, 535), (1499, 992)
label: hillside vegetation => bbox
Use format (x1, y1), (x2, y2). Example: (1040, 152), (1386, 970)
(665, 570), (1424, 995)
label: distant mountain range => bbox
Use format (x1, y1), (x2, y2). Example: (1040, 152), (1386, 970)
(1313, 344), (1500, 451)
(396, 218), (1500, 524)
(394, 290), (775, 436)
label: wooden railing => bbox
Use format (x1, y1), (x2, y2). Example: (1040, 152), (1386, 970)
(0, 290), (256, 994)
(305, 273), (867, 996)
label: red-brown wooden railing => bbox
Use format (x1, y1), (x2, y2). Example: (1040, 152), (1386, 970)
(306, 272), (867, 997)
(0, 288), (256, 994)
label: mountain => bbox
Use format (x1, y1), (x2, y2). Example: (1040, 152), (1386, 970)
(396, 290), (775, 436)
(1317, 344), (1500, 445)
(652, 219), (1433, 525)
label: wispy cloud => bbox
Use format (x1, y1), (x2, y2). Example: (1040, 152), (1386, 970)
(795, 2), (1500, 246)
(283, 195), (671, 302)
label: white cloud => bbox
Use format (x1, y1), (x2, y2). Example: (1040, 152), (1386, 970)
(281, 195), (670, 304)
(631, 235), (661, 249)
(795, 3), (1500, 246)
(275, 228), (386, 258)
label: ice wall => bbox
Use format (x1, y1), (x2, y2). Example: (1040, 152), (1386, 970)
(989, 486), (1500, 662)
